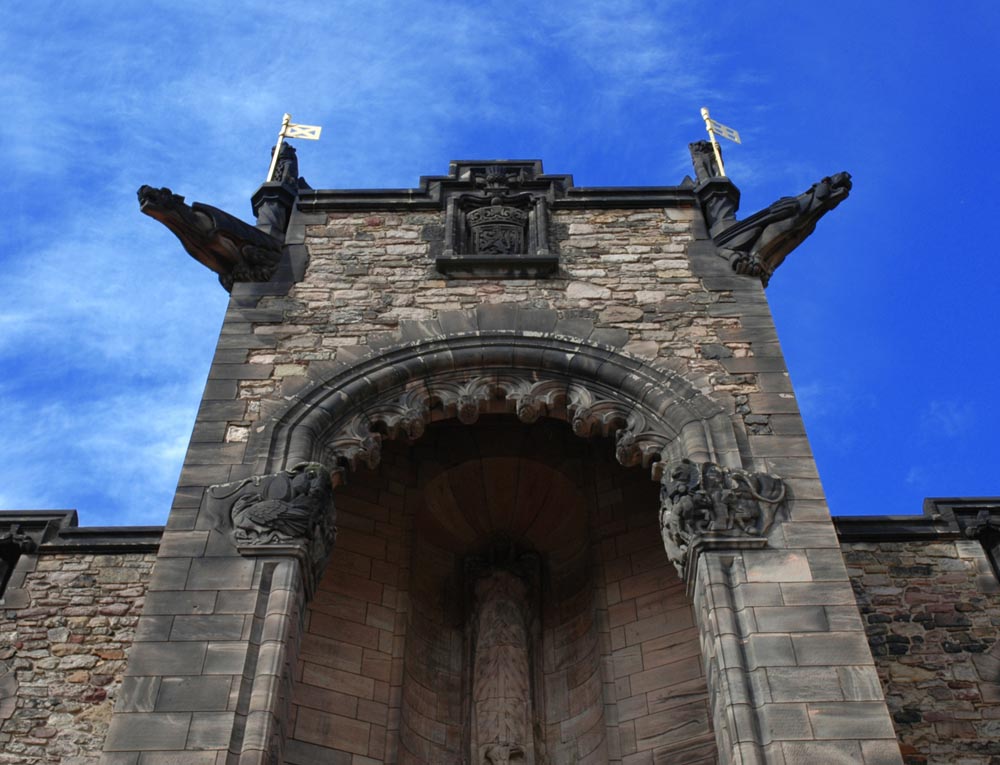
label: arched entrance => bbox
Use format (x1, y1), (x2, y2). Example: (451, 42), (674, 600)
(289, 417), (716, 764)
(238, 331), (739, 763)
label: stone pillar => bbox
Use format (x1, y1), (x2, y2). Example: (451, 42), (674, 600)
(101, 463), (334, 765)
(659, 459), (903, 765)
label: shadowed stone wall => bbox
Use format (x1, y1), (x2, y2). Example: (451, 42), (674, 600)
(284, 422), (714, 764)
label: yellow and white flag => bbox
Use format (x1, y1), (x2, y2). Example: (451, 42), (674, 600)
(708, 118), (741, 144)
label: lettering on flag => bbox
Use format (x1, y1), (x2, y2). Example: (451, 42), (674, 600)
(708, 119), (741, 144)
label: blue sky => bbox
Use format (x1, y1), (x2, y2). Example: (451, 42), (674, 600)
(2, 1), (997, 526)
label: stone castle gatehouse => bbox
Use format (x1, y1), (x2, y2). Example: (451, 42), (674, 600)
(2, 149), (999, 764)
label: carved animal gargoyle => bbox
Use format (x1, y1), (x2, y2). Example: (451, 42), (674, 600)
(138, 185), (283, 291)
(714, 172), (852, 286)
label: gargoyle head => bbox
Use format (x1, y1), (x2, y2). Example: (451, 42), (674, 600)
(817, 172), (852, 205)
(137, 185), (185, 216)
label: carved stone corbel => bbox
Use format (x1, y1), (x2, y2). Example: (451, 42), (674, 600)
(207, 462), (336, 595)
(658, 459), (785, 587)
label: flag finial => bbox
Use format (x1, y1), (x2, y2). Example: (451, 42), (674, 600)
(700, 107), (740, 178)
(266, 114), (322, 183)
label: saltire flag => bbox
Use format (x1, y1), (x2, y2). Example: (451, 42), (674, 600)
(285, 122), (322, 140)
(708, 118), (741, 144)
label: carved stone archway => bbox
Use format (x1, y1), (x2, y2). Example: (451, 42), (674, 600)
(207, 327), (791, 764)
(265, 332), (742, 482)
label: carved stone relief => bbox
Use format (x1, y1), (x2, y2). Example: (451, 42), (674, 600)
(659, 459), (786, 578)
(439, 163), (557, 277)
(319, 373), (673, 479)
(206, 463), (336, 592)
(465, 541), (542, 765)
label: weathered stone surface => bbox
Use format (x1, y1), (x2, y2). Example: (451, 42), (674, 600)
(0, 552), (154, 763)
(845, 538), (1000, 765)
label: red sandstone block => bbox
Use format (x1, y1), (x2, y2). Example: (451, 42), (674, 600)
(337, 494), (390, 525)
(620, 568), (674, 601)
(362, 651), (392, 683)
(310, 591), (367, 625)
(293, 682), (358, 717)
(310, 611), (380, 649)
(338, 528), (388, 560)
(629, 656), (703, 696)
(641, 627), (702, 669)
(328, 548), (374, 578)
(645, 678), (712, 716)
(318, 572), (384, 607)
(357, 698), (388, 726)
(295, 706), (371, 755)
(299, 633), (364, 673)
(615, 527), (661, 557)
(609, 600), (638, 629)
(300, 661), (375, 699)
(368, 723), (387, 760)
(634, 700), (712, 750)
(611, 626), (627, 651)
(613, 646), (644, 679)
(370, 560), (398, 586)
(365, 603), (395, 631)
(604, 557), (633, 585)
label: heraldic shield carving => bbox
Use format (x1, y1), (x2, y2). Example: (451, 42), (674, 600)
(659, 459), (786, 578)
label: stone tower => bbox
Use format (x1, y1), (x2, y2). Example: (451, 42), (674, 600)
(104, 150), (895, 764)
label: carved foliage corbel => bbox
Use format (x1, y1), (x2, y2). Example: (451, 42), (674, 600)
(208, 462), (336, 593)
(658, 458), (786, 582)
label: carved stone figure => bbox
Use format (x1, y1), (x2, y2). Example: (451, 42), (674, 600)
(714, 172), (852, 285)
(270, 142), (300, 188)
(207, 463), (337, 590)
(138, 185), (283, 291)
(472, 570), (532, 765)
(689, 140), (723, 183)
(659, 459), (786, 576)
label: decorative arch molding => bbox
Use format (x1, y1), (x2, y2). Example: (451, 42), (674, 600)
(264, 331), (741, 483)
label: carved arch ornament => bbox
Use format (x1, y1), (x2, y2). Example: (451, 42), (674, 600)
(265, 333), (739, 479)
(214, 333), (786, 586)
(235, 334), (780, 578)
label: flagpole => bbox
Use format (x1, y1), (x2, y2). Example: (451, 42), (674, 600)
(266, 113), (292, 183)
(700, 107), (727, 178)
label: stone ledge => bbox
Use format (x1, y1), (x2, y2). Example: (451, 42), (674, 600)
(0, 510), (162, 553)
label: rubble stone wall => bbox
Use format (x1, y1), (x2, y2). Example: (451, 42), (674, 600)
(216, 206), (772, 450)
(0, 552), (154, 765)
(843, 539), (1000, 765)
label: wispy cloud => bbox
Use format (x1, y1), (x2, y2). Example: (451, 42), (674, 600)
(920, 400), (974, 439)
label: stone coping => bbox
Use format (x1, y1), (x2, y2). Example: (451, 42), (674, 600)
(833, 497), (1000, 542)
(0, 510), (162, 553)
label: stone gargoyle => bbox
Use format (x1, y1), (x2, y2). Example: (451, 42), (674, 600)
(715, 172), (852, 286)
(138, 185), (283, 291)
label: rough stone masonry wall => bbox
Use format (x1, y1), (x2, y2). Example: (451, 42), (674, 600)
(0, 552), (154, 765)
(220, 206), (765, 442)
(843, 539), (1000, 765)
